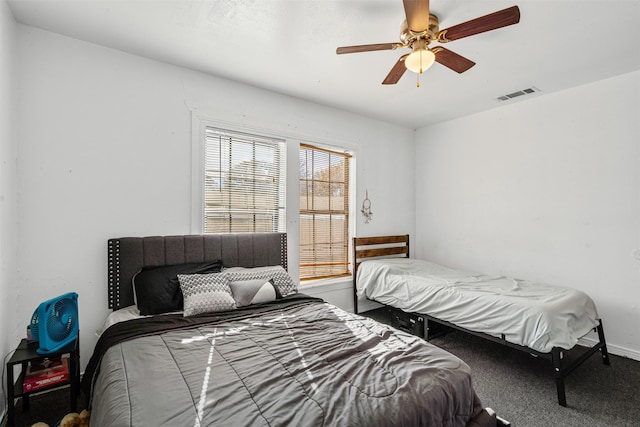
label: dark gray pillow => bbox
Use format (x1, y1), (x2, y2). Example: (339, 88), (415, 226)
(133, 260), (223, 315)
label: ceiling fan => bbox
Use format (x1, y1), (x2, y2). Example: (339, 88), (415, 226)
(336, 0), (520, 85)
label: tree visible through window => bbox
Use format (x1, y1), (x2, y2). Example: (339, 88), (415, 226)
(299, 143), (351, 280)
(204, 127), (285, 233)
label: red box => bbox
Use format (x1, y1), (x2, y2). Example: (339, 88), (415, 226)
(23, 356), (69, 393)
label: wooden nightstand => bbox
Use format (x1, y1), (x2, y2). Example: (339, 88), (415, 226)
(5, 337), (80, 427)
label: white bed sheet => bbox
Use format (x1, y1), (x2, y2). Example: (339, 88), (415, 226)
(356, 258), (599, 352)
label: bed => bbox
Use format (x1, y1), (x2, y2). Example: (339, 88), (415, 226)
(353, 234), (610, 407)
(81, 232), (505, 427)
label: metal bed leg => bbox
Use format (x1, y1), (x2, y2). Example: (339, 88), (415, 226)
(552, 348), (567, 407)
(597, 320), (611, 366)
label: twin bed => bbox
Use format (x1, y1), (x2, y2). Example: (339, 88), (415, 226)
(353, 234), (610, 407)
(82, 233), (502, 427)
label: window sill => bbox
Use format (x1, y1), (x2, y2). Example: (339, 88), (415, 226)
(299, 276), (353, 292)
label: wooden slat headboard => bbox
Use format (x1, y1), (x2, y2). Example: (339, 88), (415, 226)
(352, 234), (409, 314)
(107, 232), (287, 310)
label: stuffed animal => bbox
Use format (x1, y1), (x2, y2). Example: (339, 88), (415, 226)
(30, 409), (90, 427)
(58, 409), (90, 427)
(31, 409), (91, 427)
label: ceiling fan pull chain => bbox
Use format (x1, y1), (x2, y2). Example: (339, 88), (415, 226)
(416, 73), (420, 88)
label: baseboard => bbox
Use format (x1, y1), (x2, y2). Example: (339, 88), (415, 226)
(578, 336), (640, 361)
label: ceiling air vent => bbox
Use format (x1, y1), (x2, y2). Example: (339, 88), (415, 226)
(496, 87), (539, 102)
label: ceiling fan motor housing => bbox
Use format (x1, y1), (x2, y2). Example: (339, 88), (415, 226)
(400, 13), (440, 48)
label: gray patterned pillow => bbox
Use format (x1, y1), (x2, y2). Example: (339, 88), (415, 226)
(177, 273), (236, 316)
(223, 265), (297, 296)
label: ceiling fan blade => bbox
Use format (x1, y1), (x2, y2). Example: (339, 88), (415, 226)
(382, 54), (409, 85)
(437, 5), (520, 42)
(336, 43), (399, 55)
(403, 0), (430, 33)
(433, 47), (475, 73)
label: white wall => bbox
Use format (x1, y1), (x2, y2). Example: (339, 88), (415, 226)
(414, 71), (640, 359)
(0, 0), (18, 419)
(14, 25), (415, 371)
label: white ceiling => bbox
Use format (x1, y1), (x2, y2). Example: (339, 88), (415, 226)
(8, 0), (640, 129)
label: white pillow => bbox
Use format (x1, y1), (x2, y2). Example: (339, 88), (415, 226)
(223, 265), (297, 296)
(95, 305), (144, 337)
(178, 272), (236, 316)
(95, 305), (185, 338)
(229, 279), (282, 307)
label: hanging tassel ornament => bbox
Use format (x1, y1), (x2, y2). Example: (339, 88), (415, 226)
(361, 190), (373, 224)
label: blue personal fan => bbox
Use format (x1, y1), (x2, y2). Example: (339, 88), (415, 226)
(30, 292), (79, 355)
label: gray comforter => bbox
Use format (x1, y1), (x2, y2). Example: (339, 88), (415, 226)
(86, 296), (485, 427)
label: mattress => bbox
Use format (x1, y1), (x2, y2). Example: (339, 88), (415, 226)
(83, 295), (486, 427)
(356, 258), (600, 353)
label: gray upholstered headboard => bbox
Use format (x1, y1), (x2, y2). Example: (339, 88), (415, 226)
(107, 233), (287, 310)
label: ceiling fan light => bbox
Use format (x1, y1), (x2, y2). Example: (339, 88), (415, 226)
(405, 49), (435, 74)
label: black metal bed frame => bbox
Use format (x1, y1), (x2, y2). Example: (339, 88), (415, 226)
(353, 234), (611, 407)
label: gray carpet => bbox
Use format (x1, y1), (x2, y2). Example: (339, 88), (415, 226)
(361, 307), (640, 427)
(7, 385), (84, 427)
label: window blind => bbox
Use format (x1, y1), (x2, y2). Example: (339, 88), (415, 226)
(204, 127), (286, 233)
(299, 143), (351, 280)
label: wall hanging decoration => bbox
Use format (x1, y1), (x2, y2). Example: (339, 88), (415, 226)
(361, 190), (373, 224)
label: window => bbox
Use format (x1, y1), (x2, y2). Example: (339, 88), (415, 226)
(203, 127), (286, 233)
(299, 143), (351, 280)
(197, 121), (354, 283)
